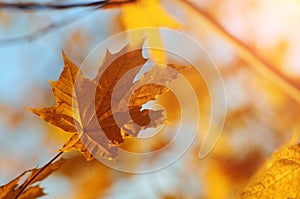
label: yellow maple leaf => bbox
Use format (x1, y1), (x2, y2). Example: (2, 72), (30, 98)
(28, 44), (185, 161)
(239, 143), (300, 199)
(120, 0), (180, 63)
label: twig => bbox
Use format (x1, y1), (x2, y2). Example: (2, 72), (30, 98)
(14, 151), (64, 199)
(0, 0), (135, 45)
(0, 6), (99, 45)
(0, 0), (135, 11)
(179, 0), (300, 104)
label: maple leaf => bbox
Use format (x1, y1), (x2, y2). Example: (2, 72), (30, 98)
(239, 143), (300, 199)
(120, 0), (180, 63)
(0, 159), (63, 199)
(28, 44), (185, 161)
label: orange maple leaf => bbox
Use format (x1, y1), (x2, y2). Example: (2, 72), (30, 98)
(28, 44), (185, 161)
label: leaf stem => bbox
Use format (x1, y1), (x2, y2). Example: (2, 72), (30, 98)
(14, 151), (64, 199)
(179, 0), (300, 104)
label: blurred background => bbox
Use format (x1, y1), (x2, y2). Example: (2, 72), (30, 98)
(1, 0), (300, 198)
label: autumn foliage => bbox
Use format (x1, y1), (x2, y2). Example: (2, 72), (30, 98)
(28, 45), (184, 161)
(1, 0), (300, 199)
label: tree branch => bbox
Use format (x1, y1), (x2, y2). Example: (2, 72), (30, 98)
(0, 0), (135, 45)
(0, 0), (135, 11)
(179, 0), (300, 104)
(0, 7), (98, 45)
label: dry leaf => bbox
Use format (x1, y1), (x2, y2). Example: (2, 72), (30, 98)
(0, 159), (63, 199)
(240, 143), (300, 198)
(28, 44), (185, 161)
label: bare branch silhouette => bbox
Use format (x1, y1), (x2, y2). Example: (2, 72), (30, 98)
(0, 0), (135, 11)
(0, 8), (98, 45)
(0, 0), (135, 45)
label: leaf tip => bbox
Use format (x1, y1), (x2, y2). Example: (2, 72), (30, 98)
(61, 50), (66, 58)
(24, 106), (34, 112)
(164, 120), (173, 127)
(48, 80), (56, 88)
(61, 50), (72, 65)
(25, 107), (42, 117)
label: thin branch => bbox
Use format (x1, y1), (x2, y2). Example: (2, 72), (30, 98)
(0, 0), (135, 11)
(0, 6), (99, 45)
(14, 151), (64, 199)
(179, 0), (300, 104)
(0, 0), (135, 45)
